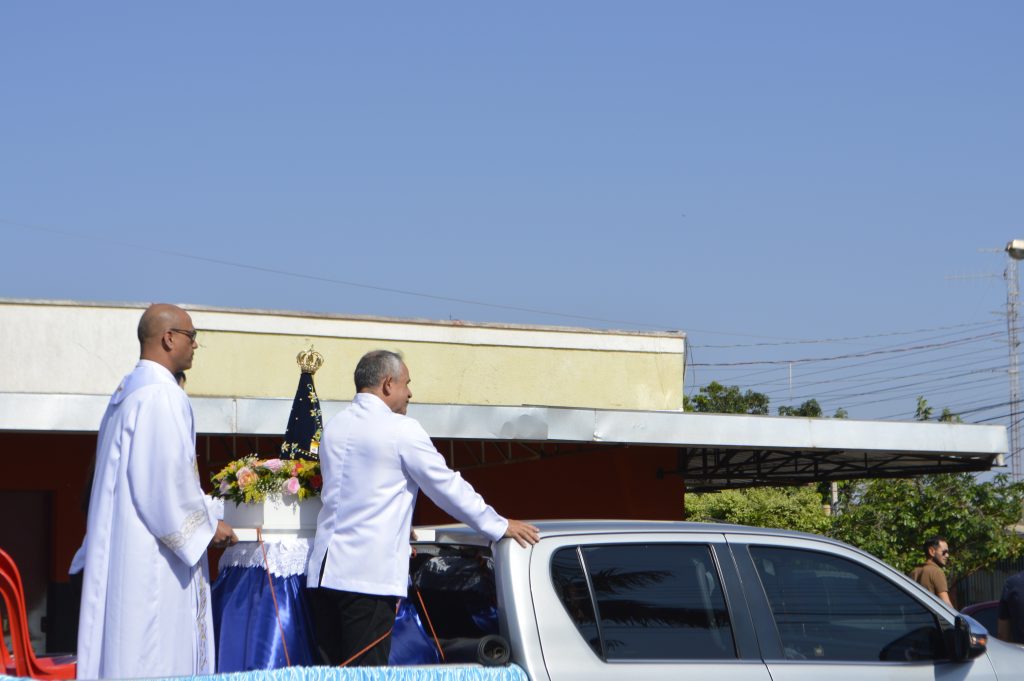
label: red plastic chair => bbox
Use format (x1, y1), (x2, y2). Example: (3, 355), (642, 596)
(1, 595), (13, 674)
(0, 548), (23, 674)
(0, 549), (75, 679)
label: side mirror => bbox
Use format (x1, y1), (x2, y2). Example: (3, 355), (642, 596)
(947, 615), (987, 662)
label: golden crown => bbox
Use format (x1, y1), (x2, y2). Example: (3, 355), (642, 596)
(297, 347), (325, 375)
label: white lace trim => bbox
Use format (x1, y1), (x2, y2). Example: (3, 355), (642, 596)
(218, 538), (313, 577)
(160, 509), (209, 551)
(193, 567), (209, 673)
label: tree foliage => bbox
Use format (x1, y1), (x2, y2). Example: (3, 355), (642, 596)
(914, 396), (933, 422)
(777, 399), (822, 417)
(831, 473), (1024, 586)
(686, 381), (769, 415)
(685, 485), (833, 535)
(915, 396), (963, 423)
(683, 381), (1024, 585)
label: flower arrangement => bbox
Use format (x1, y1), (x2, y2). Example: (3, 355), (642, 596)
(211, 456), (323, 505)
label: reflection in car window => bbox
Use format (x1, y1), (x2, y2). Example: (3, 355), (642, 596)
(551, 544), (736, 661)
(550, 547), (602, 657)
(750, 546), (944, 662)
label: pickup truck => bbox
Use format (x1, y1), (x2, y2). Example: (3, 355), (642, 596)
(408, 519), (1024, 681)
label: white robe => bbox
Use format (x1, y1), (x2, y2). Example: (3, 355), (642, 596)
(77, 360), (218, 680)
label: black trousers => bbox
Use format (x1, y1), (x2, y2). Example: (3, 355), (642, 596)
(307, 586), (398, 667)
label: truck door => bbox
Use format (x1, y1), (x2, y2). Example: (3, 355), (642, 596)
(729, 534), (997, 681)
(529, 532), (773, 681)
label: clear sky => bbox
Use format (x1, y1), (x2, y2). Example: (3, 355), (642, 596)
(2, 2), (1022, 424)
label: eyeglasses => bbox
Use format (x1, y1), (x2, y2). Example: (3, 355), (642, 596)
(169, 328), (198, 343)
(941, 550), (949, 556)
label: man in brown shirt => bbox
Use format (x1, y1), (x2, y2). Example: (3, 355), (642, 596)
(909, 536), (952, 605)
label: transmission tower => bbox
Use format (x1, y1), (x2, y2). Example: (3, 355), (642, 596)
(1006, 241), (1024, 480)
(949, 241), (1024, 479)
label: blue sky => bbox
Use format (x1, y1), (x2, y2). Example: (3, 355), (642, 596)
(2, 2), (1022, 422)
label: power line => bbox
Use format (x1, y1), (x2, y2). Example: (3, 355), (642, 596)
(688, 337), (1007, 415)
(690, 331), (1003, 367)
(836, 374), (1005, 412)
(755, 354), (1004, 397)
(716, 328), (1006, 384)
(778, 360), (1003, 403)
(756, 344), (1004, 386)
(691, 320), (1000, 349)
(715, 341), (1005, 386)
(0, 217), (682, 331)
(877, 395), (1013, 421)
(780, 365), (1004, 403)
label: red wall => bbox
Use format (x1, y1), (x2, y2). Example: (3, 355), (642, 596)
(415, 444), (685, 524)
(0, 433), (94, 582)
(0, 433), (686, 584)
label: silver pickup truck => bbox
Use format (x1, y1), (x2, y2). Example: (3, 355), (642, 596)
(409, 519), (1024, 681)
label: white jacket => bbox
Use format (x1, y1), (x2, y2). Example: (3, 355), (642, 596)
(307, 393), (508, 596)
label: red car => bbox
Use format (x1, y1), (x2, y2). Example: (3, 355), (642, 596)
(962, 601), (1000, 635)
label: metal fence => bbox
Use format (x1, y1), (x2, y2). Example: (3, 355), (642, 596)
(956, 556), (1024, 606)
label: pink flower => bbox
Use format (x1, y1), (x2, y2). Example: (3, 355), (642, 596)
(261, 458), (283, 472)
(282, 476), (301, 496)
(236, 467), (257, 488)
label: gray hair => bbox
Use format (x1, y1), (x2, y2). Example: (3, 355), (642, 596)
(354, 350), (404, 391)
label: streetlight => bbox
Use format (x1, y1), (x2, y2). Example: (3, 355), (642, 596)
(1005, 240), (1024, 480)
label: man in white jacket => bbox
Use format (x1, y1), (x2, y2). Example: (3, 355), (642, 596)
(307, 350), (539, 666)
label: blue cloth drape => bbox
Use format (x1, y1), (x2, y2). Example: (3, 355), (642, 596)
(389, 597), (441, 666)
(212, 565), (319, 672)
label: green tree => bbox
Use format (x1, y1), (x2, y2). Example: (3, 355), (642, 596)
(686, 382), (829, 531)
(915, 396), (962, 424)
(777, 399), (822, 417)
(914, 396), (934, 421)
(685, 486), (832, 535)
(683, 384), (1019, 593)
(688, 381), (770, 415)
(938, 407), (963, 423)
(831, 473), (1024, 589)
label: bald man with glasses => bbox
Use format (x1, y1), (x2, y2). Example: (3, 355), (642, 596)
(77, 303), (237, 679)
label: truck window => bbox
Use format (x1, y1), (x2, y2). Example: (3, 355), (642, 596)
(550, 547), (602, 657)
(551, 544), (737, 661)
(749, 546), (944, 662)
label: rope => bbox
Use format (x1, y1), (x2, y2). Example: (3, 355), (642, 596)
(256, 527), (292, 667)
(338, 601), (400, 667)
(415, 587), (446, 662)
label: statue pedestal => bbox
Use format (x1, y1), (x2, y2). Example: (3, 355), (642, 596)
(223, 494), (322, 542)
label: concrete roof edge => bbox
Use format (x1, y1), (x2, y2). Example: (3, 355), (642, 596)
(0, 297), (686, 339)
(0, 393), (1005, 457)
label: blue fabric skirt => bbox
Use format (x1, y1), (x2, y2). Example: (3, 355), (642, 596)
(212, 566), (319, 672)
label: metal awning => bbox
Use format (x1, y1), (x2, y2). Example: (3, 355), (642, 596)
(0, 393), (1006, 490)
(664, 445), (998, 491)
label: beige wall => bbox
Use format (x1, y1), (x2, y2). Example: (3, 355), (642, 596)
(0, 300), (686, 411)
(191, 332), (684, 410)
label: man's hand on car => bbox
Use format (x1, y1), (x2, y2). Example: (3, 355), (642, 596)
(504, 519), (541, 547)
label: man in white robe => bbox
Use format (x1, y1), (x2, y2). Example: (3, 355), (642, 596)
(77, 304), (237, 680)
